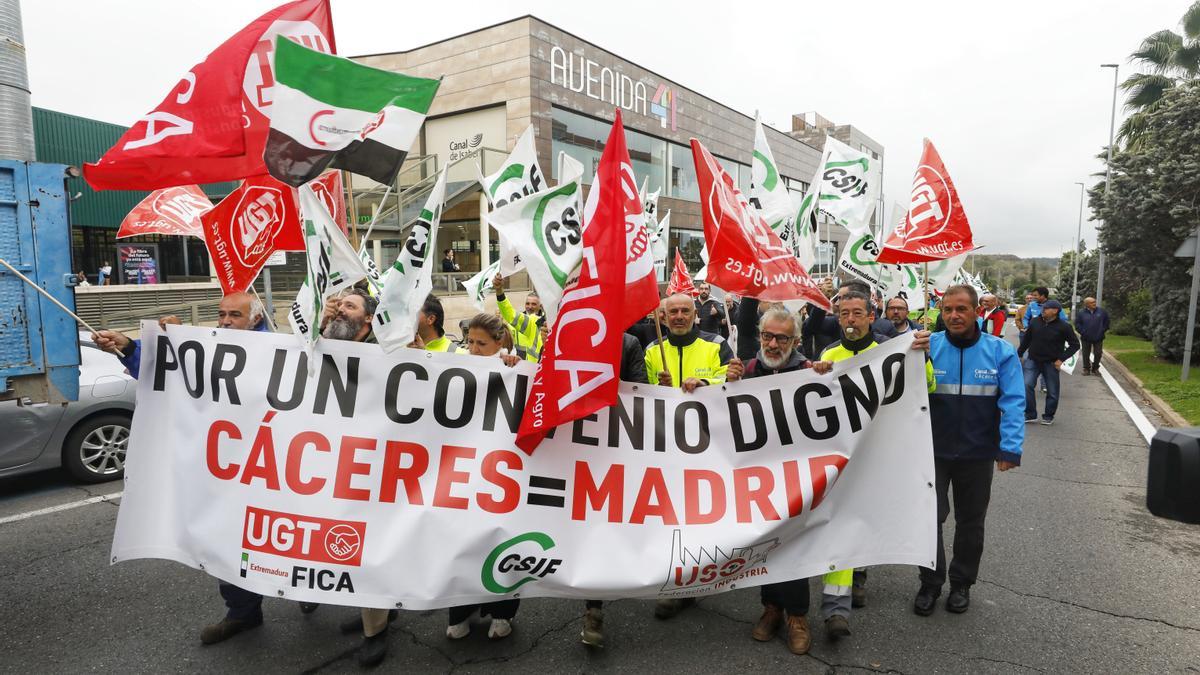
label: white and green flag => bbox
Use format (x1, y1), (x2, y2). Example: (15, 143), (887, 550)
(374, 168), (448, 352)
(478, 125), (548, 276)
(651, 210), (671, 281)
(461, 259), (501, 312)
(264, 36), (441, 187)
(797, 136), (880, 239)
(751, 117), (800, 246)
(289, 185), (369, 352)
(486, 178), (584, 323)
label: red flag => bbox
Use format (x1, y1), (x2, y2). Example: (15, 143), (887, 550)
(666, 250), (696, 296)
(691, 139), (830, 310)
(83, 0), (336, 191)
(310, 170), (347, 235)
(116, 185), (213, 239)
(875, 139), (976, 264)
(515, 111), (632, 454)
(201, 175), (304, 294)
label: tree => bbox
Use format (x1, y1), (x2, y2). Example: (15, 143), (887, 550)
(1030, 260), (1037, 284)
(1095, 80), (1200, 360)
(1119, 1), (1200, 150)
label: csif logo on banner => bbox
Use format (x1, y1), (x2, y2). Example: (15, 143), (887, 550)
(481, 532), (563, 594)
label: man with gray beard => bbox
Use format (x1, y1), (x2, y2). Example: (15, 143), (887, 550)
(322, 288), (377, 343)
(725, 308), (829, 655)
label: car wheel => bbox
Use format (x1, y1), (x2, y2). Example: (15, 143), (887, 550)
(63, 413), (131, 483)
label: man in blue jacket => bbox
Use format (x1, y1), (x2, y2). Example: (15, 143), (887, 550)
(1074, 297), (1110, 376)
(916, 284), (1025, 617)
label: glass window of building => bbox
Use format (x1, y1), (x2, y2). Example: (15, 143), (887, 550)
(669, 142), (699, 201)
(551, 107), (605, 184)
(626, 127), (667, 195)
(737, 162), (751, 194)
(672, 230), (706, 271)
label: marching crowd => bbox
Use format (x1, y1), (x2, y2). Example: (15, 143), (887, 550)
(90, 273), (1102, 668)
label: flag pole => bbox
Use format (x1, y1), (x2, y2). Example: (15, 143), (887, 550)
(652, 310), (668, 378)
(345, 170), (359, 250)
(0, 257), (123, 356)
(358, 182), (394, 255)
(922, 261), (931, 330)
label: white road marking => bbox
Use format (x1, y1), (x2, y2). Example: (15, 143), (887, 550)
(1098, 369), (1156, 444)
(0, 491), (122, 526)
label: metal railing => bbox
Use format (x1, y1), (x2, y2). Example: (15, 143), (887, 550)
(91, 298), (224, 332)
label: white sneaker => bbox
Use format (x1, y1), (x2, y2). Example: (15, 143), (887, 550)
(446, 619), (470, 639)
(488, 618), (512, 639)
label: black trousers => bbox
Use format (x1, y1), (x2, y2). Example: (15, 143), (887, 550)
(918, 458), (995, 590)
(1082, 340), (1103, 371)
(448, 600), (520, 624)
(219, 582), (263, 621)
(760, 579), (810, 615)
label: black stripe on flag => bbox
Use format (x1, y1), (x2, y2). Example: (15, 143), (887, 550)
(330, 138), (409, 187)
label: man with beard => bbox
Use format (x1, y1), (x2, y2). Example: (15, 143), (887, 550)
(886, 296), (920, 335)
(724, 308), (830, 655)
(813, 291), (935, 640)
(694, 282), (728, 338)
(917, 284), (1024, 617)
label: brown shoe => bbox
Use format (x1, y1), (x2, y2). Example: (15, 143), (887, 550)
(785, 615), (811, 655)
(752, 604), (784, 641)
(825, 614), (851, 641)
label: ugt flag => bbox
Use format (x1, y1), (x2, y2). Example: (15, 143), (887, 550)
(200, 175), (305, 295)
(117, 186), (212, 239)
(667, 250), (696, 297)
(373, 168), (448, 352)
(264, 36), (441, 187)
(877, 139), (976, 264)
(515, 111), (636, 454)
(691, 139), (829, 309)
(84, 0), (336, 191)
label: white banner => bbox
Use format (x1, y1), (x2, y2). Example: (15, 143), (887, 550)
(112, 324), (936, 610)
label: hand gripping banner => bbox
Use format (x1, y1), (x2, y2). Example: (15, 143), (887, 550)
(112, 324), (936, 609)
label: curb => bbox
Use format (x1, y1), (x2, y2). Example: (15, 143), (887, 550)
(1101, 352), (1189, 428)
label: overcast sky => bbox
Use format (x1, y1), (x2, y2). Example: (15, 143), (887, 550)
(22, 0), (1189, 258)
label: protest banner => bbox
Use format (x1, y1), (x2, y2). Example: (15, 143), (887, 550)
(112, 323), (936, 609)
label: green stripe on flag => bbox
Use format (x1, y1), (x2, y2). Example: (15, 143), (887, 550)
(274, 36), (440, 114)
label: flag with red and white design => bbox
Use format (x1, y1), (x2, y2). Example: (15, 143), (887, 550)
(83, 0), (336, 191)
(691, 139), (829, 310)
(666, 250), (696, 297)
(116, 185), (213, 239)
(515, 111), (639, 454)
(200, 175), (305, 294)
(876, 139), (976, 264)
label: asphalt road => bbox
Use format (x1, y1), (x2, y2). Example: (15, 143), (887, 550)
(2, 336), (1199, 673)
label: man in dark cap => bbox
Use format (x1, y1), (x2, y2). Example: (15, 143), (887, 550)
(1017, 299), (1079, 425)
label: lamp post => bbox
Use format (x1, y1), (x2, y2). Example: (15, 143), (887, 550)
(1072, 182), (1085, 319)
(1097, 63), (1119, 306)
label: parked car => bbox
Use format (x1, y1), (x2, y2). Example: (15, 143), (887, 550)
(0, 334), (135, 483)
(1007, 303), (1020, 317)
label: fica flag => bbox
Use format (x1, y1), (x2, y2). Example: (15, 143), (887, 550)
(84, 0), (336, 191)
(264, 36), (440, 187)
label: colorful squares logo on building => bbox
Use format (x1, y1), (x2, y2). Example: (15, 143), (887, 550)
(650, 84), (677, 131)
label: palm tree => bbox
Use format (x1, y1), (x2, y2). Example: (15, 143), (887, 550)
(1119, 1), (1200, 150)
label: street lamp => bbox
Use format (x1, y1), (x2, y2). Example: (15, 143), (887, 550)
(1097, 63), (1119, 306)
(1072, 182), (1085, 318)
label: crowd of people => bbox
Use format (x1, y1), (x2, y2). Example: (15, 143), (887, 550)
(89, 273), (1112, 667)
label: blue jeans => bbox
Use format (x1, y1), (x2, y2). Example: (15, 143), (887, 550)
(1023, 359), (1060, 419)
(219, 582), (263, 622)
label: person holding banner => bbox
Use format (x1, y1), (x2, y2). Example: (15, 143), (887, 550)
(917, 284), (1025, 617)
(814, 291), (936, 639)
(804, 280), (897, 358)
(448, 313), (523, 640)
(90, 292), (317, 646)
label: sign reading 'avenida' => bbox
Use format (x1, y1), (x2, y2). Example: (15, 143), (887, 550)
(549, 45), (677, 131)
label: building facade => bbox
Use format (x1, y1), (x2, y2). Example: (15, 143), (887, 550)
(354, 15), (884, 277)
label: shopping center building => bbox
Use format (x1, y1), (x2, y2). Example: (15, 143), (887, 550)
(353, 15), (884, 279)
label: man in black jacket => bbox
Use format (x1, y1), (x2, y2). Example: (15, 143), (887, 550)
(1017, 299), (1080, 425)
(695, 282), (728, 338)
(1074, 297), (1110, 375)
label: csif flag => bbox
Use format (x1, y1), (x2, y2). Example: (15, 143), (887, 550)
(288, 184), (368, 353)
(515, 111), (634, 454)
(264, 36), (440, 187)
(477, 125), (546, 276)
(691, 139), (830, 309)
(84, 0), (336, 191)
(373, 168), (448, 352)
(877, 139), (976, 264)
(200, 174), (305, 295)
(117, 185), (212, 239)
(650, 210), (671, 281)
(461, 259), (501, 312)
(666, 250), (696, 296)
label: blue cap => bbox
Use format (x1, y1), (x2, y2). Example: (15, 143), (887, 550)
(1043, 299), (1063, 310)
